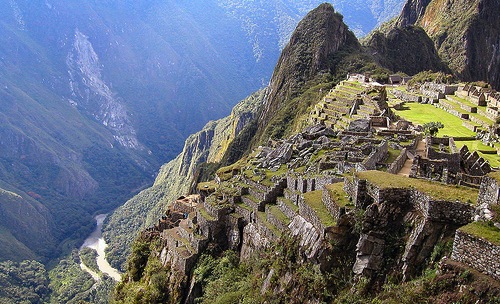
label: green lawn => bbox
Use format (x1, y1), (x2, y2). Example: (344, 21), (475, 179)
(459, 221), (500, 246)
(393, 103), (475, 137)
(356, 171), (479, 204)
(454, 140), (500, 168)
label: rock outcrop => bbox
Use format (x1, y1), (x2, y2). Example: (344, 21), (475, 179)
(364, 25), (448, 75)
(396, 0), (500, 89)
(258, 3), (360, 140)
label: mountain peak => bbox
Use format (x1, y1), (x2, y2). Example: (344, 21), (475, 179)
(259, 3), (359, 137)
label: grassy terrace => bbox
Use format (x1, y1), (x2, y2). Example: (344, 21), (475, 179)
(303, 190), (336, 226)
(280, 196), (299, 213)
(325, 183), (350, 207)
(393, 103), (475, 137)
(355, 171), (478, 204)
(268, 205), (290, 225)
(459, 221), (500, 246)
(257, 211), (281, 236)
(198, 207), (216, 221)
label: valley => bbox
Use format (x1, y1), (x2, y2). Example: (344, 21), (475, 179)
(2, 0), (500, 303)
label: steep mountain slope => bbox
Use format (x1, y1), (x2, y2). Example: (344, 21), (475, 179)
(363, 24), (448, 75)
(258, 4), (360, 138)
(105, 3), (405, 270)
(396, 0), (500, 89)
(110, 4), (500, 303)
(104, 90), (266, 269)
(0, 0), (405, 263)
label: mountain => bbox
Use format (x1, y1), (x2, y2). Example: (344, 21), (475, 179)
(111, 3), (500, 303)
(0, 0), (406, 263)
(104, 3), (385, 270)
(363, 24), (448, 75)
(396, 0), (500, 89)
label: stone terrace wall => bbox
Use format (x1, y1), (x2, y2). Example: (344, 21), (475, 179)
(362, 141), (388, 170)
(392, 89), (422, 103)
(322, 189), (342, 221)
(478, 176), (500, 206)
(298, 195), (326, 231)
(388, 148), (408, 174)
(410, 191), (474, 225)
(452, 230), (500, 280)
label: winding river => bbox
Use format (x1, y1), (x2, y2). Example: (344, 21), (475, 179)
(80, 214), (122, 281)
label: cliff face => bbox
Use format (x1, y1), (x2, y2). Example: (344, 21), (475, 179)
(397, 0), (500, 89)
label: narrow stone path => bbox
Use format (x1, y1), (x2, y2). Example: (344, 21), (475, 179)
(397, 139), (426, 177)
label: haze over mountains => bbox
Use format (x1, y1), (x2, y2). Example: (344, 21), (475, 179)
(0, 0), (406, 263)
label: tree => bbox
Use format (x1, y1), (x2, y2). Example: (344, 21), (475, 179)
(422, 122), (444, 136)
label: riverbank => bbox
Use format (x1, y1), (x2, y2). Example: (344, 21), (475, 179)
(80, 214), (122, 281)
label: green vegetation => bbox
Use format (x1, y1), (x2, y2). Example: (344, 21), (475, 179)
(48, 250), (96, 303)
(393, 103), (475, 137)
(334, 264), (500, 304)
(0, 260), (49, 303)
(303, 190), (336, 226)
(356, 171), (478, 204)
(113, 235), (178, 304)
(193, 237), (340, 304)
(407, 71), (454, 87)
(80, 247), (100, 274)
(422, 121), (444, 136)
(459, 221), (500, 246)
(325, 183), (350, 207)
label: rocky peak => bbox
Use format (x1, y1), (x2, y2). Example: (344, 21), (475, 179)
(259, 3), (360, 132)
(396, 0), (432, 27)
(394, 0), (500, 89)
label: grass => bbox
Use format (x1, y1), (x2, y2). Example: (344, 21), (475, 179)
(325, 183), (350, 207)
(356, 171), (478, 204)
(454, 141), (500, 167)
(303, 190), (336, 226)
(393, 103), (475, 137)
(268, 205), (290, 225)
(198, 207), (216, 221)
(459, 221), (500, 246)
(257, 211), (281, 236)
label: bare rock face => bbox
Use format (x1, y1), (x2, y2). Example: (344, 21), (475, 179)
(395, 0), (433, 26)
(395, 0), (500, 89)
(67, 29), (142, 150)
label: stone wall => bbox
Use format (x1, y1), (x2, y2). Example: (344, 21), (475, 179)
(277, 197), (299, 219)
(409, 191), (474, 225)
(265, 206), (289, 231)
(388, 148), (408, 174)
(298, 195), (326, 231)
(478, 176), (500, 206)
(392, 89), (422, 103)
(362, 141), (388, 170)
(322, 188), (342, 221)
(452, 230), (500, 280)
